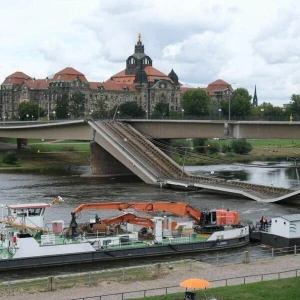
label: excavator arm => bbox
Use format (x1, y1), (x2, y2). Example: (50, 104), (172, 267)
(72, 202), (202, 223)
(92, 212), (178, 231)
(101, 213), (154, 228)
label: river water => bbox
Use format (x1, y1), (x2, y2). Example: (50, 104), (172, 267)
(1, 161), (300, 280)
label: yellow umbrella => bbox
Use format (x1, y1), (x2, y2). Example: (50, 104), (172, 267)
(180, 278), (210, 289)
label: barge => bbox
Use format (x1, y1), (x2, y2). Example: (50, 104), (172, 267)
(0, 199), (249, 271)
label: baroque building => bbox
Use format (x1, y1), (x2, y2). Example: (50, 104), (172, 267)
(0, 34), (180, 119)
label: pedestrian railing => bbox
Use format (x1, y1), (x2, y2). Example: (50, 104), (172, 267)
(69, 269), (300, 300)
(0, 245), (299, 298)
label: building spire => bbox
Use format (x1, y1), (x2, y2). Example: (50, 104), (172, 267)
(135, 33), (144, 53)
(137, 33), (142, 44)
(253, 85), (258, 106)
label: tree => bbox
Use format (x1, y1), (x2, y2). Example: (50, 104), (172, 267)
(119, 101), (145, 118)
(286, 94), (300, 117)
(55, 93), (69, 119)
(221, 88), (252, 119)
(181, 89), (212, 117)
(251, 103), (284, 120)
(93, 99), (108, 118)
(69, 93), (85, 118)
(153, 102), (169, 117)
(18, 101), (39, 121)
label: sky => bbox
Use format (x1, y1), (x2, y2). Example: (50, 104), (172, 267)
(1, 0), (300, 107)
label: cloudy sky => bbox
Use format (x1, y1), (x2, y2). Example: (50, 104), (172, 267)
(1, 0), (299, 106)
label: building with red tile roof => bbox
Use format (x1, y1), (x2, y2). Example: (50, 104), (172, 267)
(2, 71), (31, 85)
(0, 34), (181, 119)
(0, 34), (232, 119)
(52, 67), (88, 83)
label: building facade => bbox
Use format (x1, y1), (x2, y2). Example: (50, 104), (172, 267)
(0, 34), (233, 120)
(0, 35), (181, 119)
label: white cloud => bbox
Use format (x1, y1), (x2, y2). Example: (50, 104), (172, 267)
(0, 0), (299, 106)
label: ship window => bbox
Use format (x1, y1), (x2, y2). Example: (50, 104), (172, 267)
(284, 222), (286, 225)
(16, 209), (27, 217)
(211, 212), (216, 224)
(275, 220), (277, 223)
(28, 208), (42, 216)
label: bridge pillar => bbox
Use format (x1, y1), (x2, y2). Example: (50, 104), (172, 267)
(90, 141), (133, 176)
(17, 138), (28, 149)
(152, 139), (173, 158)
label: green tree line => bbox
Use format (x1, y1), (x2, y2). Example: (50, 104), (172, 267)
(14, 90), (300, 121)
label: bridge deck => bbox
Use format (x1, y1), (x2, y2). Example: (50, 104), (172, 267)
(162, 178), (300, 203)
(1, 119), (299, 203)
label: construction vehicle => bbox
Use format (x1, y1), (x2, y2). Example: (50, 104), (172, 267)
(70, 202), (239, 234)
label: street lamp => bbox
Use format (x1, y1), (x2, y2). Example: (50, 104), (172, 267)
(117, 111), (120, 119)
(228, 82), (236, 121)
(261, 108), (264, 120)
(182, 109), (184, 118)
(68, 113), (70, 119)
(31, 115), (34, 121)
(218, 108), (222, 120)
(53, 111), (56, 120)
(26, 114), (29, 125)
(47, 101), (50, 121)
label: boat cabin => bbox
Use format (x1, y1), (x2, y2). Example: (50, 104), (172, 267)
(5, 203), (50, 229)
(269, 214), (300, 238)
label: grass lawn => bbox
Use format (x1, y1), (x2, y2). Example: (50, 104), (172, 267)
(0, 139), (90, 169)
(130, 276), (300, 300)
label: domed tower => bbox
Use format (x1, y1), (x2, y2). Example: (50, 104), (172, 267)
(125, 33), (152, 75)
(168, 69), (179, 85)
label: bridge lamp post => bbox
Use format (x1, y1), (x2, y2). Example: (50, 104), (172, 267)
(181, 109), (184, 118)
(228, 82), (236, 121)
(218, 108), (222, 120)
(47, 101), (50, 121)
(26, 114), (29, 125)
(3, 115), (5, 125)
(31, 115), (34, 121)
(261, 108), (264, 120)
(117, 111), (120, 119)
(53, 111), (56, 120)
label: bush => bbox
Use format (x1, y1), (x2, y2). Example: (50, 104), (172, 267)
(231, 139), (252, 154)
(221, 143), (232, 153)
(193, 138), (208, 153)
(2, 150), (18, 165)
(206, 141), (220, 154)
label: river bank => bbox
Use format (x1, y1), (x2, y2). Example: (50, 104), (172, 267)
(0, 139), (299, 170)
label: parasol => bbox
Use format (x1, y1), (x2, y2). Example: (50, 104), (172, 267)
(180, 278), (210, 289)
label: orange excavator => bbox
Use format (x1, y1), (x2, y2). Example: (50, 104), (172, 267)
(69, 202), (239, 236)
